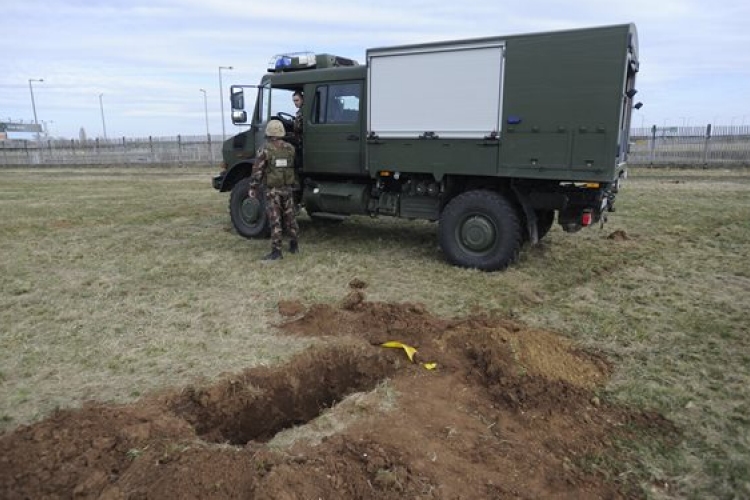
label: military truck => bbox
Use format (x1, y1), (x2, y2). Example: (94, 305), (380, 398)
(212, 23), (640, 271)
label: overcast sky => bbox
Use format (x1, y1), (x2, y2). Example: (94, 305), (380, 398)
(2, 0), (749, 139)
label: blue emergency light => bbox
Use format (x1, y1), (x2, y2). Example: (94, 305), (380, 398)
(268, 52), (317, 72)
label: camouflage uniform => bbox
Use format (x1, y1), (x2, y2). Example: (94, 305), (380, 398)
(293, 108), (303, 144)
(249, 139), (299, 252)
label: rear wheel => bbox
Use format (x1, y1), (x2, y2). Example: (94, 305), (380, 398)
(438, 190), (522, 271)
(229, 177), (269, 238)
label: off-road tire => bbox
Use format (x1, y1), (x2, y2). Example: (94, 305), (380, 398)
(439, 190), (522, 271)
(229, 177), (270, 238)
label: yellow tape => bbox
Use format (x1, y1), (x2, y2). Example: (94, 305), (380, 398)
(380, 341), (417, 363)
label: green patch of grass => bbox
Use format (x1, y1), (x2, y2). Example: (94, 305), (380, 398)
(520, 170), (750, 498)
(0, 167), (749, 498)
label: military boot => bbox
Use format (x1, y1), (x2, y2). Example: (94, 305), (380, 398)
(262, 248), (283, 261)
(289, 240), (299, 254)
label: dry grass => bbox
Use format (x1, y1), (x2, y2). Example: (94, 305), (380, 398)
(1, 166), (749, 498)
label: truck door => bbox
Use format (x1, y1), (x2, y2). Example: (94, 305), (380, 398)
(304, 81), (365, 175)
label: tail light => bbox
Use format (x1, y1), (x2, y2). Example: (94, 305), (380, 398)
(582, 212), (593, 226)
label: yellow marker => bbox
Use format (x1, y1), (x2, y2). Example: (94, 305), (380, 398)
(380, 341), (418, 363)
(423, 363), (437, 370)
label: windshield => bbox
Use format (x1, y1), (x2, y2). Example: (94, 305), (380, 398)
(259, 87), (297, 123)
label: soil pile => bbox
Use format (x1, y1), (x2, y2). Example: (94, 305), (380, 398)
(1, 286), (676, 499)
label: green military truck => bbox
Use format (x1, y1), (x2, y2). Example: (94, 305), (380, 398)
(212, 23), (640, 271)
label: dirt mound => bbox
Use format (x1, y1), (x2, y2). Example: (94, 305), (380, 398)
(348, 277), (368, 289)
(0, 297), (677, 499)
(608, 229), (630, 241)
(278, 300), (306, 317)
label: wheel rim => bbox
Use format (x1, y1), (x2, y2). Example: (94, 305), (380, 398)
(458, 214), (497, 253)
(241, 197), (262, 225)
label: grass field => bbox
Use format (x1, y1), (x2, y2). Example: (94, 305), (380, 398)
(1, 166), (749, 498)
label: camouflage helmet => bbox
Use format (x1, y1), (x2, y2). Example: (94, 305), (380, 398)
(265, 119), (285, 138)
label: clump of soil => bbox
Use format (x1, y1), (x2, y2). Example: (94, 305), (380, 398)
(340, 290), (366, 310)
(0, 296), (677, 499)
(349, 277), (367, 289)
(278, 299), (305, 317)
(608, 229), (630, 241)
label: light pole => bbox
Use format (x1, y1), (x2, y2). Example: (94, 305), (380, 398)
(28, 78), (43, 141)
(218, 66), (233, 140)
(200, 88), (213, 165)
(42, 120), (55, 138)
(99, 93), (108, 140)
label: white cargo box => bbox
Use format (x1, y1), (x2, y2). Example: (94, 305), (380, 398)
(367, 41), (505, 139)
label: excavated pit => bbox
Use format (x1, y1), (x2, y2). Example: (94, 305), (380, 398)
(171, 342), (397, 445)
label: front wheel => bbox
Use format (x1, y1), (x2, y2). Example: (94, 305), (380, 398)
(438, 190), (522, 271)
(229, 177), (269, 238)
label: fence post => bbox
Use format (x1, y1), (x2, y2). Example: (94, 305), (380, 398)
(177, 135), (183, 167)
(702, 124), (712, 166)
(207, 134), (213, 166)
(649, 125), (656, 165)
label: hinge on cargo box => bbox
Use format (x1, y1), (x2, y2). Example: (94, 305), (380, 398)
(419, 131), (439, 139)
(366, 132), (384, 145)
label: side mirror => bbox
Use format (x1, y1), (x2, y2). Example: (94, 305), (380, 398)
(232, 110), (248, 124)
(230, 87), (244, 110)
(634, 102), (643, 110)
(626, 88), (638, 99)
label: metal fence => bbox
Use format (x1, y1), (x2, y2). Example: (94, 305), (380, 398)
(628, 125), (750, 166)
(0, 135), (222, 166)
(2, 126), (750, 167)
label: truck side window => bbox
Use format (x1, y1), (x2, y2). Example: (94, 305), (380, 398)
(327, 83), (360, 124)
(313, 85), (329, 124)
(312, 83), (361, 125)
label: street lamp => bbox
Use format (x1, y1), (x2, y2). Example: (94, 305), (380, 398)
(42, 120), (55, 138)
(218, 66), (233, 140)
(28, 78), (44, 140)
(99, 93), (108, 140)
(200, 88), (213, 166)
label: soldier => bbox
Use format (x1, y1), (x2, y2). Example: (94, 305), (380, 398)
(248, 119), (299, 260)
(292, 91), (303, 144)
